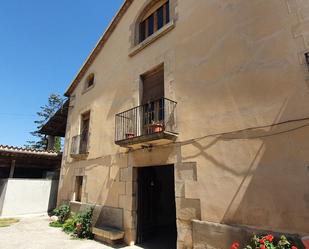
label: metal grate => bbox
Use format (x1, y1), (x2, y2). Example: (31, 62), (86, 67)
(115, 98), (177, 142)
(71, 133), (90, 155)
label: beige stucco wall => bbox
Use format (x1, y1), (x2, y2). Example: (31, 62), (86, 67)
(58, 0), (309, 246)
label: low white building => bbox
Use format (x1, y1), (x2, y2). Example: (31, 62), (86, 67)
(0, 145), (61, 217)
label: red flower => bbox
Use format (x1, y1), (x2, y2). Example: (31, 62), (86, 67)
(231, 242), (240, 249)
(259, 239), (265, 244)
(260, 245), (265, 249)
(291, 246), (298, 249)
(265, 234), (274, 242)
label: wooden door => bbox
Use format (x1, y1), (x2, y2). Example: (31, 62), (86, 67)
(141, 65), (165, 134)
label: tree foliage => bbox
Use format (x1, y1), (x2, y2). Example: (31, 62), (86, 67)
(26, 93), (64, 151)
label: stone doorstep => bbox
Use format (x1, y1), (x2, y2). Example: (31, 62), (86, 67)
(92, 226), (125, 242)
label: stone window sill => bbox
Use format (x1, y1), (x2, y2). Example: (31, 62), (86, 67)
(70, 153), (89, 161)
(82, 84), (95, 95)
(129, 21), (175, 57)
(70, 200), (82, 204)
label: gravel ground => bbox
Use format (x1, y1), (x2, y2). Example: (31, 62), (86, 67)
(0, 216), (141, 249)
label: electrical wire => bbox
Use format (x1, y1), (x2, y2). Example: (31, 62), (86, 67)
(126, 116), (309, 153)
(78, 116), (309, 162)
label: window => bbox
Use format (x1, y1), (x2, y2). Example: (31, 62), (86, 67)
(70, 111), (90, 157)
(74, 176), (83, 202)
(305, 52), (309, 71)
(139, 1), (170, 43)
(80, 112), (90, 154)
(85, 73), (95, 90)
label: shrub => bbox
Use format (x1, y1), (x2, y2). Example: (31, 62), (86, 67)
(49, 221), (63, 228)
(63, 213), (78, 234)
(49, 204), (94, 240)
(53, 204), (70, 224)
(74, 207), (94, 239)
(232, 234), (299, 249)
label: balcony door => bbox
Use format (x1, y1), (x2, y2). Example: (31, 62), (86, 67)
(141, 65), (164, 135)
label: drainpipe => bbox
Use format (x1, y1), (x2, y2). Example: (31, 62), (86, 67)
(9, 160), (16, 178)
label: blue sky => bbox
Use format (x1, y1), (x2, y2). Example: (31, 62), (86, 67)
(0, 0), (123, 147)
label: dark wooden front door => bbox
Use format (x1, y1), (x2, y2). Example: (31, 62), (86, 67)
(137, 165), (177, 249)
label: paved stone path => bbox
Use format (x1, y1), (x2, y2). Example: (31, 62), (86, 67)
(0, 216), (142, 249)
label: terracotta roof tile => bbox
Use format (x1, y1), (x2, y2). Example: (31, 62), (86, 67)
(0, 144), (60, 156)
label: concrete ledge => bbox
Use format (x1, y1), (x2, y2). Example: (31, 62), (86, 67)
(192, 220), (304, 249)
(93, 226), (124, 245)
(69, 201), (94, 213)
(115, 131), (178, 148)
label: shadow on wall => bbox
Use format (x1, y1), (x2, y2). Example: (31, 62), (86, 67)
(57, 153), (126, 227)
(181, 97), (309, 235)
(48, 179), (59, 212)
(0, 180), (8, 216)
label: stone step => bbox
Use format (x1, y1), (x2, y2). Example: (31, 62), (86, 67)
(92, 226), (125, 245)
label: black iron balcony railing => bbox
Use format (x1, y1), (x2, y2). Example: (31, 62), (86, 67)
(71, 133), (90, 155)
(115, 97), (177, 144)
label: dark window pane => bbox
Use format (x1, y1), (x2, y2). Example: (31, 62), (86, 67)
(140, 20), (146, 42)
(148, 14), (154, 36)
(165, 2), (170, 23)
(157, 6), (164, 30)
(87, 74), (94, 88)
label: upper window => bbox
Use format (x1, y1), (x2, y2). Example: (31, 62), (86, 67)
(85, 73), (95, 90)
(139, 0), (170, 43)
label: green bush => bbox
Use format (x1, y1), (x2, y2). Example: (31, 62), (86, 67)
(74, 207), (94, 239)
(63, 213), (78, 234)
(53, 204), (71, 224)
(50, 204), (94, 240)
(49, 221), (63, 228)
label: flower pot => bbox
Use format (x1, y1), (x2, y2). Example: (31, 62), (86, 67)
(152, 123), (163, 133)
(125, 133), (134, 139)
(302, 237), (309, 249)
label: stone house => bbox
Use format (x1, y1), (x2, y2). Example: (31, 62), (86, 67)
(57, 0), (309, 248)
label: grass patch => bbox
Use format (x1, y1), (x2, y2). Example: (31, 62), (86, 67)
(49, 221), (63, 228)
(0, 218), (19, 227)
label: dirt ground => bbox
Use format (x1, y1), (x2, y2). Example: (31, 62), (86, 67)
(0, 216), (141, 249)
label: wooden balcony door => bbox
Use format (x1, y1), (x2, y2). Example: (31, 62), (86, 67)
(141, 65), (164, 135)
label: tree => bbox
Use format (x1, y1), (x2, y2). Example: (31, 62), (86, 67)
(26, 93), (64, 151)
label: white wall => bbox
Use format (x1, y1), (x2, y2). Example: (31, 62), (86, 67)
(0, 179), (58, 217)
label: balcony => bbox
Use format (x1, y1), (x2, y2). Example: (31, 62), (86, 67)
(115, 98), (178, 148)
(71, 133), (90, 158)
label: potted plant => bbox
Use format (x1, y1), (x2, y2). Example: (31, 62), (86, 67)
(150, 121), (164, 133)
(125, 120), (135, 139)
(232, 234), (300, 249)
(125, 132), (135, 139)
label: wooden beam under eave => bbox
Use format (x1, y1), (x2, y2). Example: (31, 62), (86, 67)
(9, 160), (16, 178)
